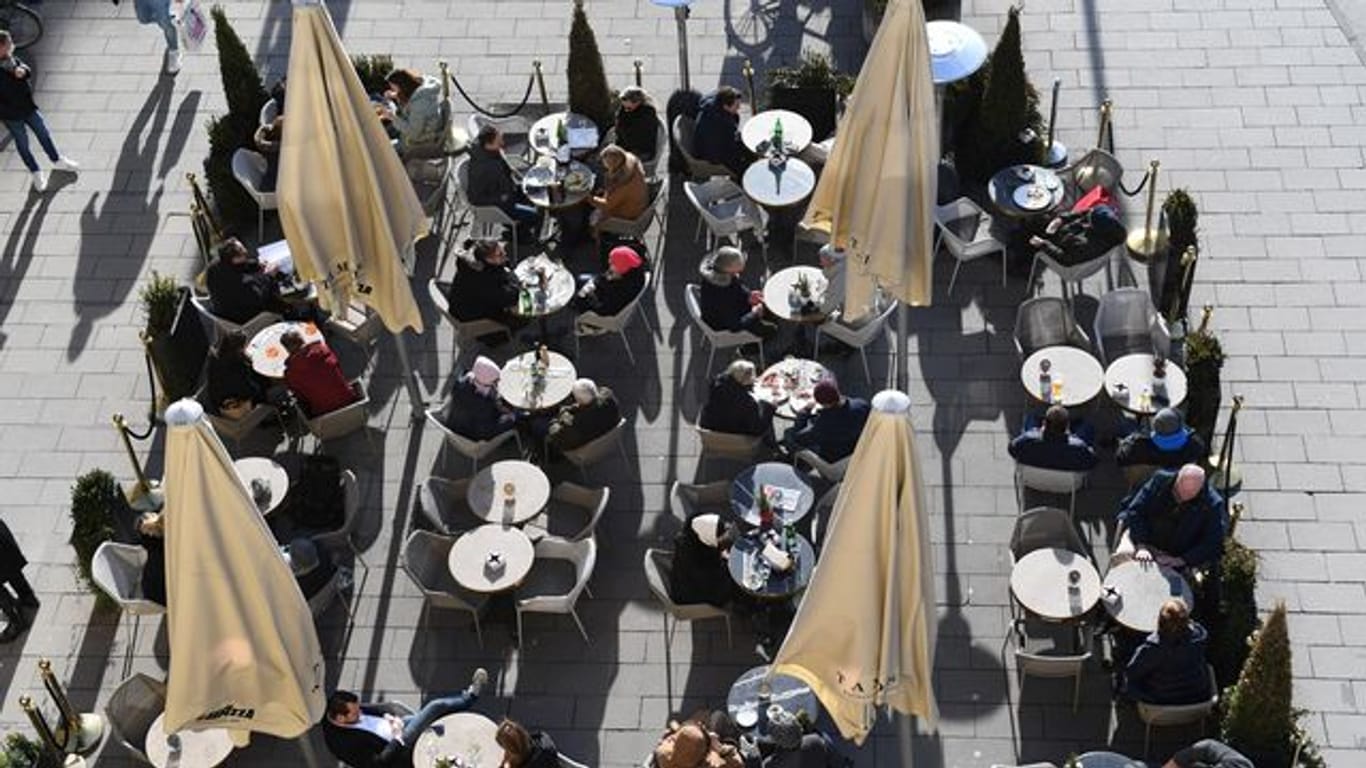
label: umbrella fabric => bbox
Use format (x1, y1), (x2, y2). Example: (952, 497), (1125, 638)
(800, 0), (938, 317)
(162, 400), (324, 738)
(770, 390), (937, 743)
(278, 0), (426, 333)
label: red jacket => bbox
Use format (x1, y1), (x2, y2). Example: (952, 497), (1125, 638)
(285, 342), (356, 416)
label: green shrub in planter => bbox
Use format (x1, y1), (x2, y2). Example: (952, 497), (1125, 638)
(951, 7), (1044, 184)
(1221, 603), (1325, 768)
(765, 51), (854, 141)
(1209, 534), (1258, 688)
(0, 733), (43, 768)
(1158, 189), (1199, 322)
(1183, 313), (1225, 448)
(70, 469), (119, 601)
(567, 0), (614, 131)
(139, 271), (180, 339)
(204, 5), (269, 235)
(351, 54), (395, 96)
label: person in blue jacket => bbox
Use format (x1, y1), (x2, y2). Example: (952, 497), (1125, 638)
(783, 381), (870, 463)
(693, 86), (755, 176)
(1116, 464), (1226, 573)
(1123, 598), (1212, 705)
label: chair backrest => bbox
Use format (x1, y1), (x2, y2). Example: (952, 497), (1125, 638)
(91, 542), (148, 604)
(428, 279), (458, 324)
(231, 148), (267, 191)
(563, 418), (627, 469)
(340, 469), (360, 537)
(550, 482), (611, 541)
(1016, 463), (1087, 495)
(417, 476), (474, 534)
(1095, 287), (1170, 363)
(794, 449), (848, 483)
(696, 426), (762, 457)
(260, 98), (280, 127)
(1014, 296), (1086, 357)
(402, 529), (462, 598)
(308, 568), (342, 617)
(822, 300), (898, 347)
(809, 482), (842, 546)
(934, 197), (987, 249)
(529, 536), (597, 607)
(1009, 506), (1086, 560)
(1015, 646), (1091, 677)
(669, 480), (731, 523)
(206, 403), (274, 442)
(306, 381), (370, 439)
(558, 755), (592, 768)
(1136, 667), (1219, 724)
(105, 673), (167, 761)
(672, 115), (699, 163)
(643, 548), (678, 610)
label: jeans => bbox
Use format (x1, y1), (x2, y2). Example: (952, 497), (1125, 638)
(2, 111), (60, 173)
(399, 691), (477, 745)
(134, 0), (179, 51)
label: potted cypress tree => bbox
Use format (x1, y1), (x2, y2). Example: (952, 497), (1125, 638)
(69, 469), (120, 604)
(204, 5), (270, 234)
(567, 0), (614, 131)
(951, 6), (1044, 184)
(1209, 532), (1258, 687)
(0, 733), (43, 768)
(765, 51), (854, 142)
(1158, 189), (1199, 326)
(139, 272), (209, 410)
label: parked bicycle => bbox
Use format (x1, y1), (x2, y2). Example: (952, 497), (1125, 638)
(0, 0), (42, 50)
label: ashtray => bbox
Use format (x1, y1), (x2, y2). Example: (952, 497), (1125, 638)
(485, 552), (506, 575)
(768, 153), (787, 168)
(734, 707), (759, 728)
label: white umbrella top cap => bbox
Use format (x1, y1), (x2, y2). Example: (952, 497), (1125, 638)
(165, 398), (205, 426)
(871, 390), (912, 414)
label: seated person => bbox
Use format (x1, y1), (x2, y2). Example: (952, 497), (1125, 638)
(321, 668), (486, 768)
(1007, 405), (1098, 472)
(137, 512), (166, 607)
(381, 68), (445, 157)
(495, 718), (559, 768)
(653, 717), (744, 768)
(669, 513), (740, 608)
(285, 537), (336, 602)
(281, 330), (357, 417)
(699, 360), (775, 438)
(1028, 202), (1127, 267)
(573, 244), (646, 317)
(699, 246), (775, 337)
(269, 77), (287, 115)
(253, 116), (283, 192)
(613, 86), (660, 162)
(759, 710), (841, 768)
(1164, 739), (1254, 768)
(589, 144), (649, 228)
(547, 379), (621, 454)
(465, 124), (539, 234)
(1123, 599), (1212, 705)
(783, 381), (870, 463)
(448, 238), (524, 330)
(817, 244), (847, 319)
(206, 331), (269, 418)
(205, 238), (283, 325)
(444, 356), (517, 441)
(1116, 407), (1209, 470)
(693, 86), (755, 176)
(1115, 464), (1227, 573)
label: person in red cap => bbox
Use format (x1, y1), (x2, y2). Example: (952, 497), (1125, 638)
(781, 380), (871, 463)
(573, 244), (647, 317)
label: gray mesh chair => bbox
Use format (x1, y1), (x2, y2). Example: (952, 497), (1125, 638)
(402, 530), (488, 646)
(415, 476), (478, 536)
(425, 407), (523, 473)
(1009, 507), (1087, 562)
(1094, 287), (1172, 365)
(1136, 666), (1219, 757)
(91, 542), (165, 676)
(643, 548), (731, 648)
(668, 480), (732, 524)
(1012, 619), (1091, 712)
(427, 278), (512, 350)
(525, 483), (610, 542)
(671, 115), (732, 180)
(560, 419), (630, 482)
(1013, 296), (1091, 359)
(515, 536), (597, 646)
(684, 284), (764, 375)
(934, 196), (1007, 294)
(454, 155), (519, 254)
(574, 277), (653, 366)
(105, 673), (167, 765)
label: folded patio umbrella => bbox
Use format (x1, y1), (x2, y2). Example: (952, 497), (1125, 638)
(278, 0), (426, 334)
(161, 399), (325, 740)
(800, 0), (938, 317)
(769, 390), (937, 744)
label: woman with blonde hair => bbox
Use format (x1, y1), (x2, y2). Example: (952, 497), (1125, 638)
(589, 144), (649, 226)
(1122, 598), (1212, 705)
(495, 718), (559, 767)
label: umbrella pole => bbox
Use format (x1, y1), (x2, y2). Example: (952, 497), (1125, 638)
(896, 712), (915, 766)
(896, 302), (909, 392)
(393, 332), (428, 419)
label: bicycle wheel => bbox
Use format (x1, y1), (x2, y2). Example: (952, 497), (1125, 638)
(0, 4), (43, 50)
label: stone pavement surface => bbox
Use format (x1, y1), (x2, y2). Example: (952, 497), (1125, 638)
(0, 0), (1364, 766)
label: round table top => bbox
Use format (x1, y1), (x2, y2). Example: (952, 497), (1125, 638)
(741, 109), (814, 155)
(498, 350), (577, 411)
(449, 524), (535, 593)
(146, 713), (235, 768)
(987, 164), (1065, 218)
(1077, 751), (1146, 768)
(1009, 548), (1102, 621)
(1020, 346), (1106, 407)
(727, 531), (816, 599)
(233, 457), (289, 516)
(1102, 560), (1194, 633)
(743, 157), (816, 208)
(247, 321), (325, 379)
(731, 462), (816, 526)
(726, 664), (820, 729)
(754, 358), (832, 420)
(1104, 353), (1189, 415)
(512, 255), (576, 318)
(412, 711), (502, 768)
(763, 266), (829, 323)
(529, 111), (600, 157)
(466, 460), (551, 525)
(522, 159), (595, 210)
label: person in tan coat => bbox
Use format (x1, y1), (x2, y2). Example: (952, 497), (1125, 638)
(590, 144), (649, 227)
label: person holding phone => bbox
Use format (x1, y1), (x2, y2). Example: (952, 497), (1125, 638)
(0, 31), (79, 193)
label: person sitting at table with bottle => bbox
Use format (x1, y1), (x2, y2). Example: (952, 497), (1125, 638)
(545, 378), (621, 457)
(1007, 404), (1098, 472)
(613, 86), (660, 163)
(1121, 598), (1212, 706)
(205, 330), (270, 420)
(700, 360), (776, 439)
(693, 86), (755, 177)
(1163, 739), (1254, 768)
(447, 238), (525, 337)
(782, 381), (870, 464)
(588, 144), (648, 231)
(1114, 464), (1227, 574)
(466, 124), (540, 244)
(205, 237), (286, 325)
(444, 355), (518, 442)
(699, 246), (776, 339)
(670, 513), (741, 609)
(321, 668), (487, 768)
(1116, 407), (1209, 477)
(573, 244), (646, 317)
(1026, 196), (1127, 268)
(281, 330), (357, 418)
(495, 718), (559, 768)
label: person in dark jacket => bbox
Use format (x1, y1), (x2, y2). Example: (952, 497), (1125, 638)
(669, 513), (739, 608)
(0, 31), (79, 194)
(495, 718), (559, 768)
(286, 537), (336, 602)
(1028, 204), (1127, 267)
(574, 244), (646, 316)
(1116, 407), (1208, 470)
(1123, 599), (1212, 705)
(699, 246), (775, 337)
(205, 238), (285, 325)
(1116, 464), (1227, 573)
(0, 517), (38, 642)
(444, 356), (517, 442)
(465, 125), (539, 237)
(693, 86), (754, 176)
(206, 331), (269, 417)
(282, 331), (357, 417)
(321, 669), (486, 768)
(447, 239), (525, 330)
(547, 379), (621, 454)
(783, 381), (871, 463)
(1164, 739), (1254, 768)
(613, 86), (660, 162)
(759, 709), (842, 768)
(1007, 404), (1098, 472)
(699, 360), (775, 438)
(136, 512), (167, 608)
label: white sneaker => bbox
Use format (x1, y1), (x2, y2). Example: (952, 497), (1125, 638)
(30, 171), (47, 193)
(467, 667), (488, 696)
(53, 157), (80, 173)
(165, 48), (182, 75)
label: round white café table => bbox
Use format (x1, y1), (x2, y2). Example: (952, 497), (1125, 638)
(521, 160), (596, 211)
(146, 713), (235, 768)
(498, 350), (577, 411)
(1102, 560), (1194, 633)
(233, 456), (289, 516)
(529, 111), (600, 157)
(741, 109), (813, 155)
(1019, 346), (1105, 407)
(1104, 353), (1189, 416)
(246, 320), (325, 379)
(412, 712), (502, 768)
(449, 524), (535, 593)
(762, 266), (828, 323)
(742, 157), (816, 208)
(1010, 548), (1102, 621)
(754, 358), (831, 420)
(466, 459), (551, 525)
(511, 254), (576, 319)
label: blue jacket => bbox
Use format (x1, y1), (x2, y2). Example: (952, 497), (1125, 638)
(1118, 469), (1227, 569)
(786, 398), (871, 462)
(1007, 428), (1097, 471)
(693, 94), (751, 175)
(1124, 622), (1211, 705)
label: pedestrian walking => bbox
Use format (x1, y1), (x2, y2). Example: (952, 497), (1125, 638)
(0, 518), (39, 643)
(113, 0), (182, 75)
(0, 30), (79, 193)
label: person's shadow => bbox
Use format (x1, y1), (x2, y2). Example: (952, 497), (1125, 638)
(68, 78), (200, 360)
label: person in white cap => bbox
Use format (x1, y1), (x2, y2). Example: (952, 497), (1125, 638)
(1115, 464), (1226, 573)
(444, 355), (517, 441)
(669, 513), (739, 608)
(546, 378), (620, 456)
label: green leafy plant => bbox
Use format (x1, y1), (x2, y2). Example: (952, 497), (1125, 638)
(351, 54), (395, 96)
(951, 6), (1045, 183)
(1222, 602), (1324, 768)
(1159, 188), (1199, 321)
(1210, 535), (1258, 687)
(766, 51), (855, 100)
(203, 5), (270, 234)
(70, 470), (119, 601)
(139, 272), (180, 339)
(567, 0), (615, 130)
(1183, 311), (1225, 446)
(0, 733), (42, 768)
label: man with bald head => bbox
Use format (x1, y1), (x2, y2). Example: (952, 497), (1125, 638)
(1115, 464), (1227, 572)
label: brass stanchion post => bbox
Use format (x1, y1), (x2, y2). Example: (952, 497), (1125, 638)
(41, 659), (105, 755)
(533, 60), (549, 113)
(113, 413), (162, 512)
(1126, 159), (1166, 262)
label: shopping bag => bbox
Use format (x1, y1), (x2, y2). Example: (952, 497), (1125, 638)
(179, 0), (210, 51)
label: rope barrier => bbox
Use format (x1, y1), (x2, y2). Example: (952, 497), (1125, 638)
(448, 67), (538, 119)
(1119, 167), (1150, 197)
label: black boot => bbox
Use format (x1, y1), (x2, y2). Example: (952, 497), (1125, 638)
(11, 574), (39, 609)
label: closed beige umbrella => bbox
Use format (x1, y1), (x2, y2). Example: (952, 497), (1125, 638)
(801, 0), (938, 317)
(161, 399), (324, 741)
(278, 0), (426, 334)
(769, 390), (937, 745)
